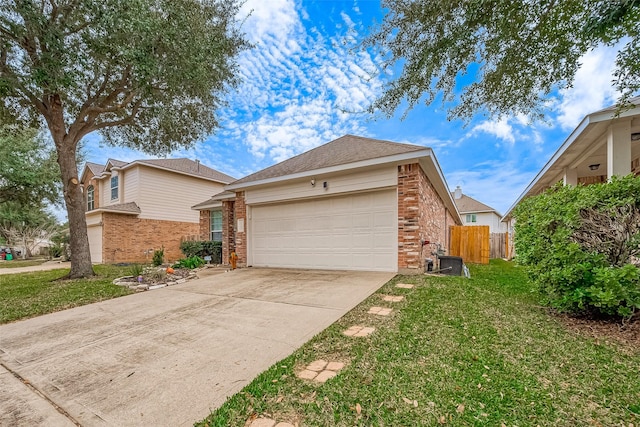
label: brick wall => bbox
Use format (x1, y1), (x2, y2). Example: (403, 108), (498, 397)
(234, 192), (247, 267)
(199, 210), (210, 241)
(102, 213), (199, 263)
(397, 163), (450, 272)
(222, 200), (235, 264)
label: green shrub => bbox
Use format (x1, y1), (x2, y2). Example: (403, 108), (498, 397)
(173, 256), (205, 269)
(129, 263), (144, 277)
(513, 175), (640, 319)
(180, 240), (222, 263)
(152, 247), (164, 266)
(180, 240), (202, 258)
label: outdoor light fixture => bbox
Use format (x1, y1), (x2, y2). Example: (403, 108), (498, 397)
(632, 132), (640, 141)
(311, 178), (316, 187)
(589, 164), (600, 171)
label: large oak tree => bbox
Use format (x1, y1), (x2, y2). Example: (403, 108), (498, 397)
(364, 0), (640, 120)
(0, 125), (59, 206)
(0, 0), (249, 278)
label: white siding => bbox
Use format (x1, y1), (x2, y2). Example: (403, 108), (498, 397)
(123, 167), (139, 203)
(245, 166), (397, 205)
(462, 212), (507, 233)
(136, 167), (225, 222)
(249, 189), (398, 272)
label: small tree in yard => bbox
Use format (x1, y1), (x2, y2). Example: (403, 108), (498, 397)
(513, 176), (640, 321)
(0, 201), (58, 259)
(0, 0), (249, 278)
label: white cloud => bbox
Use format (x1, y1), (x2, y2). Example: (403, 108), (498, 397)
(240, 0), (299, 44)
(555, 43), (621, 130)
(205, 3), (383, 169)
(446, 161), (538, 216)
(469, 118), (515, 144)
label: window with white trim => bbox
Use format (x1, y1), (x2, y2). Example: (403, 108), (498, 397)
(87, 185), (95, 210)
(466, 214), (477, 223)
(210, 210), (222, 242)
(110, 176), (118, 200)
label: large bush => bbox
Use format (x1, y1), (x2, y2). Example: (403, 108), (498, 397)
(513, 176), (640, 319)
(179, 240), (222, 263)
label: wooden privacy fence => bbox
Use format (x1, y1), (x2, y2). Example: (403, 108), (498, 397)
(490, 232), (510, 259)
(449, 225), (490, 264)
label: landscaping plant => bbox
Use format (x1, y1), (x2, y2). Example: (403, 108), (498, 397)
(173, 255), (205, 270)
(152, 247), (164, 267)
(180, 240), (221, 259)
(513, 175), (640, 320)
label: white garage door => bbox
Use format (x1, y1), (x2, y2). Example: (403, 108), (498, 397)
(250, 190), (397, 272)
(87, 225), (103, 263)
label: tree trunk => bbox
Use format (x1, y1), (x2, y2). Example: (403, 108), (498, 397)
(56, 136), (94, 278)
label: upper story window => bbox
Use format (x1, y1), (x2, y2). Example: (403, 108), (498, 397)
(466, 214), (477, 223)
(210, 210), (222, 242)
(111, 176), (119, 200)
(87, 185), (95, 211)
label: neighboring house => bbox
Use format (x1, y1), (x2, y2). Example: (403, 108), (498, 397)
(451, 186), (507, 233)
(502, 96), (640, 230)
(81, 158), (235, 263)
(193, 135), (462, 273)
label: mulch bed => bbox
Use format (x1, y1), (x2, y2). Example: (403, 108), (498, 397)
(556, 312), (640, 350)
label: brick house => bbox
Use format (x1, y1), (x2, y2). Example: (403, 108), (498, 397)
(81, 158), (235, 263)
(193, 135), (461, 273)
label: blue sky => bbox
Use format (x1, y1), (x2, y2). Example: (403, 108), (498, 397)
(82, 0), (623, 216)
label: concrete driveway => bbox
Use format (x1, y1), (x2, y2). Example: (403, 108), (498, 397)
(0, 268), (393, 426)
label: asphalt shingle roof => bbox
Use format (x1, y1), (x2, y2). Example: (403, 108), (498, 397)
(90, 158), (235, 184)
(452, 193), (499, 214)
(232, 134), (426, 185)
(136, 158), (235, 183)
(97, 202), (141, 214)
(86, 162), (105, 176)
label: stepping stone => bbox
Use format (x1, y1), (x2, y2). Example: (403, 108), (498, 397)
(315, 370), (337, 383)
(297, 369), (318, 380)
(306, 359), (328, 372)
(326, 361), (345, 371)
(343, 325), (376, 337)
(343, 326), (361, 336)
(368, 306), (393, 316)
(275, 423), (295, 427)
(396, 283), (414, 289)
(382, 295), (405, 302)
(354, 327), (376, 337)
(249, 418), (276, 427)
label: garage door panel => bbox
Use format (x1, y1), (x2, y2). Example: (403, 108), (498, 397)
(250, 190), (397, 272)
(87, 225), (102, 263)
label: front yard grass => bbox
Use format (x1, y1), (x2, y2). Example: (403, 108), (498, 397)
(0, 264), (133, 324)
(199, 260), (640, 426)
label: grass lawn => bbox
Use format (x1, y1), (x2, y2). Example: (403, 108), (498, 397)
(0, 264), (134, 324)
(199, 260), (640, 427)
(0, 259), (48, 269)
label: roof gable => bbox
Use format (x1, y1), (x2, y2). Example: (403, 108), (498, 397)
(231, 135), (426, 185)
(84, 158), (235, 184)
(452, 193), (499, 215)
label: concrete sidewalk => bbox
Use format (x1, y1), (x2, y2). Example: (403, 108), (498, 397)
(0, 268), (393, 426)
(0, 261), (71, 275)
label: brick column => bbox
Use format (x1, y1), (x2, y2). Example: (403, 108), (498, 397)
(199, 210), (210, 241)
(222, 200), (235, 265)
(234, 192), (247, 267)
(397, 164), (421, 270)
